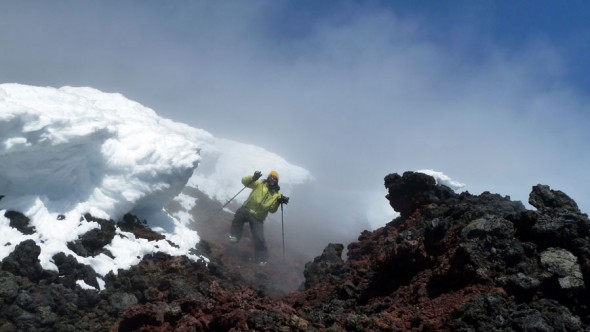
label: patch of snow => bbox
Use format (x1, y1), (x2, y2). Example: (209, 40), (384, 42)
(76, 279), (98, 291)
(417, 169), (466, 191)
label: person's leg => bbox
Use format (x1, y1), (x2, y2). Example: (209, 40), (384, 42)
(249, 217), (267, 263)
(229, 207), (248, 241)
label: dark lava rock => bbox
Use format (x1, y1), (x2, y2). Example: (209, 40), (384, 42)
(2, 171), (590, 331)
(451, 295), (582, 331)
(52, 252), (100, 290)
(301, 243), (351, 290)
(0, 214), (182, 332)
(529, 184), (581, 214)
(114, 172), (588, 331)
(1, 240), (52, 282)
(0, 236), (115, 331)
(287, 172), (590, 330)
(67, 214), (117, 257)
(513, 185), (590, 254)
(384, 171), (456, 218)
(4, 210), (35, 235)
(118, 213), (165, 241)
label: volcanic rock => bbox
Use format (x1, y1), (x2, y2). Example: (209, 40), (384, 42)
(2, 171), (590, 330)
(1, 240), (53, 282)
(283, 171), (590, 330)
(4, 211), (35, 235)
(67, 214), (117, 257)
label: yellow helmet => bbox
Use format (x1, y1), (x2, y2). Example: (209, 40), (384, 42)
(268, 170), (279, 180)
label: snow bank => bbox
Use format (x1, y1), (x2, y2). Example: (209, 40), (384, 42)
(0, 83), (213, 276)
(188, 138), (312, 209)
(0, 83), (313, 285)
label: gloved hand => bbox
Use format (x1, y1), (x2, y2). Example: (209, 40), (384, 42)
(253, 171), (262, 181)
(278, 195), (290, 205)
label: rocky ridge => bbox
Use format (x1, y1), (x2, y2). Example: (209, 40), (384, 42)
(1, 171), (589, 331)
(286, 172), (589, 330)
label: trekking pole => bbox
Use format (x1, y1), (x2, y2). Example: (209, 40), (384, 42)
(281, 202), (285, 260)
(203, 183), (251, 223)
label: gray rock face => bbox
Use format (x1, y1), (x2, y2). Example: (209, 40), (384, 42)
(462, 217), (515, 240)
(540, 248), (584, 289)
(109, 292), (139, 312)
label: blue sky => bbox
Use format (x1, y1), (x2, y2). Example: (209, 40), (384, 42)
(1, 1), (589, 225)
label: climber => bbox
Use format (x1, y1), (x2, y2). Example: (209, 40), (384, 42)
(228, 170), (289, 267)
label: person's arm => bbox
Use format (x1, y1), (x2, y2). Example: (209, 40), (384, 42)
(242, 175), (256, 188)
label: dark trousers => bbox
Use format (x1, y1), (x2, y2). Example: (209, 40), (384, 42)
(230, 207), (268, 262)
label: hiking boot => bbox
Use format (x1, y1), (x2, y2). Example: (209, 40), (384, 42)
(228, 235), (238, 243)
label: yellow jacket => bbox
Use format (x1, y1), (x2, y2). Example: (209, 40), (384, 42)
(241, 175), (281, 220)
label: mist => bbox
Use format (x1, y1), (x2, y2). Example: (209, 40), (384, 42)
(1, 1), (589, 250)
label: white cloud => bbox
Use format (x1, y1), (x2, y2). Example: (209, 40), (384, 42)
(1, 1), (589, 249)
